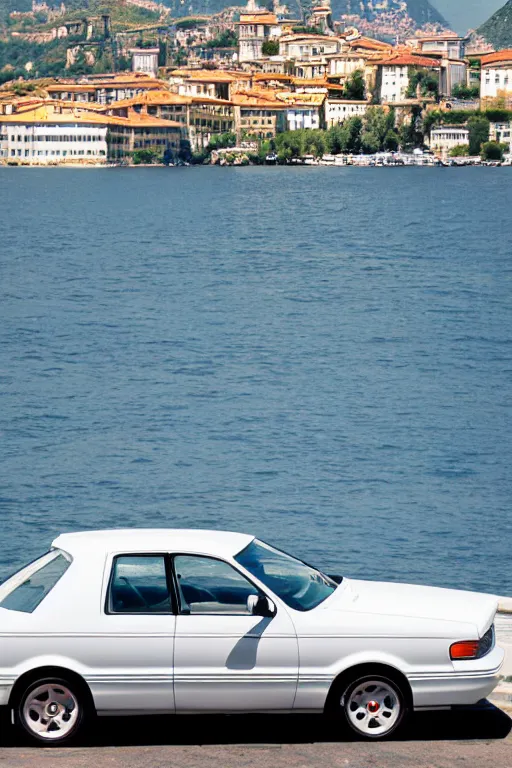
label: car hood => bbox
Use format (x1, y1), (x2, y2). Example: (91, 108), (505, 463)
(323, 578), (498, 637)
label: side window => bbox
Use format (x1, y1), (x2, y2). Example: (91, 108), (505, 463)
(174, 556), (259, 615)
(108, 555), (171, 614)
(0, 552), (71, 614)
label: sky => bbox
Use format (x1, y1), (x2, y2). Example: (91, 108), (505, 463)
(434, 0), (504, 32)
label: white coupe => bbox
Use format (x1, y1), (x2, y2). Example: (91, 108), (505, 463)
(0, 529), (504, 745)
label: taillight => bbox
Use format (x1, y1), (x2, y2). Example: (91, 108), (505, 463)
(450, 625), (495, 661)
(450, 641), (479, 660)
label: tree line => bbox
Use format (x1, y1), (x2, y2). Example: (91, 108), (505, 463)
(274, 107), (417, 161)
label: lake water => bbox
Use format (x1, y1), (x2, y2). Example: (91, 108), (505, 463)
(1, 166), (511, 596)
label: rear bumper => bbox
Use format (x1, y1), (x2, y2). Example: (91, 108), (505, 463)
(408, 645), (505, 709)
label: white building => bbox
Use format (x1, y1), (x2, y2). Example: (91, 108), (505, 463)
(279, 34), (341, 61)
(481, 50), (512, 103)
(325, 99), (368, 127)
(238, 6), (279, 63)
(285, 107), (320, 131)
(0, 114), (108, 163)
(490, 121), (512, 154)
(327, 53), (368, 78)
(429, 126), (469, 158)
(410, 33), (467, 61)
(131, 48), (160, 78)
(378, 54), (440, 103)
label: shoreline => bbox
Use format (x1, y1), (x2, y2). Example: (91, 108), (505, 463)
(1, 162), (511, 170)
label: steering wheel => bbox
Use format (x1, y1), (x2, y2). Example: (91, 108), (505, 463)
(120, 576), (150, 608)
(181, 584), (216, 603)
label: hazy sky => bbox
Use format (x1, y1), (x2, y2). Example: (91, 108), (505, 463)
(435, 1), (504, 32)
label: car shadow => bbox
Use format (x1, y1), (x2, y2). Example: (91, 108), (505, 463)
(3, 701), (509, 748)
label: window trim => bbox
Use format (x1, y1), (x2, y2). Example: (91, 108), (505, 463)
(170, 553), (269, 617)
(105, 553), (177, 616)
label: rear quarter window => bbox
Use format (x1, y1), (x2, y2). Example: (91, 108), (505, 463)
(0, 551), (71, 614)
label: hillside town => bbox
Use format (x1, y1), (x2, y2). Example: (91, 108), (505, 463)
(0, 0), (511, 166)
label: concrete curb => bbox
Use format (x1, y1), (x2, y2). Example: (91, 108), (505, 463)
(491, 689), (512, 703)
(498, 597), (512, 614)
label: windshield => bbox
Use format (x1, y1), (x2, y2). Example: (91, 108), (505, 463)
(235, 539), (338, 612)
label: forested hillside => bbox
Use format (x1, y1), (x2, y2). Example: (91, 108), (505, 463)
(478, 1), (512, 50)
(1, 0), (448, 25)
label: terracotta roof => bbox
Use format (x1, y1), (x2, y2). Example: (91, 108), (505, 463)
(238, 13), (278, 24)
(377, 54), (440, 67)
(253, 73), (293, 81)
(292, 77), (328, 87)
(0, 103), (182, 129)
(481, 50), (512, 67)
(232, 89), (287, 109)
(171, 69), (251, 82)
(349, 37), (392, 51)
(108, 90), (191, 109)
(46, 80), (163, 92)
(280, 33), (338, 42)
(188, 96), (233, 106)
(274, 91), (325, 106)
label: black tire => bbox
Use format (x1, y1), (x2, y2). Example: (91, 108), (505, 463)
(15, 676), (90, 747)
(339, 674), (409, 740)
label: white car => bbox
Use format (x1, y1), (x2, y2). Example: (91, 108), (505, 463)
(0, 529), (504, 745)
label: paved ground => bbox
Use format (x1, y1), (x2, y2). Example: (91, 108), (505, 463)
(0, 705), (510, 768)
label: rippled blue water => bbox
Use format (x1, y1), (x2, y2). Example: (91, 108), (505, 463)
(1, 166), (511, 595)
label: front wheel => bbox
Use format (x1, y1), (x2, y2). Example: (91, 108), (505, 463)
(340, 674), (408, 740)
(16, 677), (89, 746)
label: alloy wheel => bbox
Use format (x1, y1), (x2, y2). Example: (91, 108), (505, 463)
(19, 679), (83, 743)
(343, 676), (405, 738)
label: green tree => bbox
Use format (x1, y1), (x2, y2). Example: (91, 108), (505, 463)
(303, 129), (326, 158)
(449, 144), (469, 157)
(343, 69), (366, 100)
(275, 129), (305, 158)
(363, 106), (396, 151)
(344, 115), (363, 153)
(407, 68), (439, 100)
(361, 131), (379, 154)
(468, 116), (490, 155)
(451, 84), (480, 101)
(481, 141), (508, 161)
(326, 124), (345, 154)
(205, 30), (238, 48)
(261, 40), (279, 56)
(384, 129), (399, 151)
(400, 107), (424, 149)
(132, 148), (161, 164)
(207, 132), (236, 151)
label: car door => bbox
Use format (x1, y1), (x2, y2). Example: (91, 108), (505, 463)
(172, 554), (298, 712)
(88, 553), (176, 714)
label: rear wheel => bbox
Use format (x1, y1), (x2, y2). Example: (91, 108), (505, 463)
(340, 674), (408, 740)
(16, 676), (89, 746)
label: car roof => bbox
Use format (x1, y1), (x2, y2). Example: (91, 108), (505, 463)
(52, 529), (255, 559)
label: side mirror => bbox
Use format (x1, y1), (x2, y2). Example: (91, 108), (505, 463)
(247, 594), (276, 618)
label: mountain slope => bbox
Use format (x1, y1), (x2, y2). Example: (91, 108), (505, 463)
(1, 0), (448, 27)
(337, 1), (447, 27)
(478, 1), (512, 49)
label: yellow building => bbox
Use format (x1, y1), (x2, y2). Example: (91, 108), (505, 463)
(232, 88), (287, 140)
